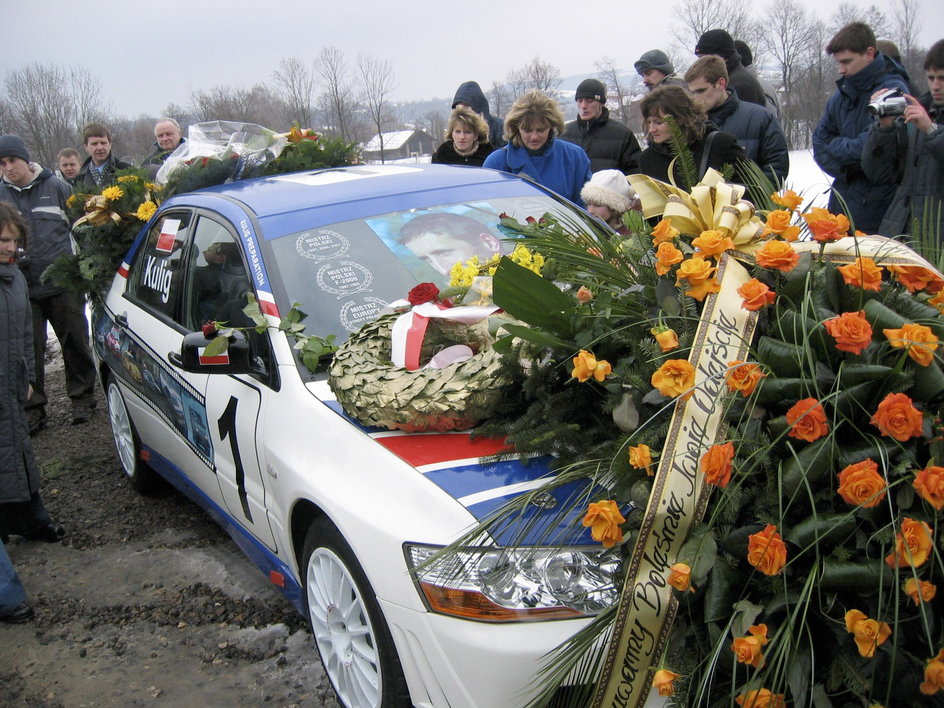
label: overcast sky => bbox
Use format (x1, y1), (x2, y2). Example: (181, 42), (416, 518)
(5, 0), (944, 119)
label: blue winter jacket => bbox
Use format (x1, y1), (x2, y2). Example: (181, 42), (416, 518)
(483, 137), (592, 206)
(812, 53), (909, 232)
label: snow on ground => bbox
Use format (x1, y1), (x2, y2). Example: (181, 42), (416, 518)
(786, 148), (833, 210)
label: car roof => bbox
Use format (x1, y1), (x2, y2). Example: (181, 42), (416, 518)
(162, 164), (549, 235)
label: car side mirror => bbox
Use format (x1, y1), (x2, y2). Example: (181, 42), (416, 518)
(169, 330), (254, 374)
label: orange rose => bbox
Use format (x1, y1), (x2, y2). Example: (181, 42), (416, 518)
(904, 577), (937, 605)
(571, 350), (612, 383)
(652, 669), (679, 696)
(692, 229), (734, 258)
(921, 649), (944, 695)
(685, 277), (721, 301)
(824, 310), (873, 355)
(655, 241), (684, 276)
(676, 256), (715, 285)
(763, 209), (793, 235)
(802, 207), (850, 242)
(725, 360), (765, 397)
(886, 517), (933, 568)
(737, 278), (776, 311)
(786, 397), (829, 442)
(871, 392), (924, 442)
(652, 359), (696, 399)
(581, 500), (625, 548)
(837, 459), (887, 508)
(837, 257), (883, 291)
(889, 265), (944, 293)
(747, 524), (787, 575)
(651, 326), (679, 352)
(844, 609), (892, 658)
(668, 562), (694, 592)
(771, 189), (803, 211)
(930, 291), (944, 314)
(755, 239), (799, 272)
(576, 286), (594, 304)
(780, 224), (801, 241)
(731, 624), (768, 668)
(736, 688), (785, 708)
(914, 465), (944, 510)
(629, 444), (653, 474)
(702, 441), (735, 487)
(651, 218), (680, 245)
(884, 323), (939, 367)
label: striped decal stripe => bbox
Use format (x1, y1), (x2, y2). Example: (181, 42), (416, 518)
(374, 433), (510, 468)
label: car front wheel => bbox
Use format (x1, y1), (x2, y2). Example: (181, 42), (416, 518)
(106, 379), (162, 495)
(302, 519), (410, 708)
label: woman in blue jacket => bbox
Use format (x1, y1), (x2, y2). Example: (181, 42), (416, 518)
(483, 91), (592, 205)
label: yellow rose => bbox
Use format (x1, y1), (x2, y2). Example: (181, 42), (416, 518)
(904, 577), (937, 605)
(650, 326), (679, 352)
(692, 229), (734, 258)
(886, 517), (933, 569)
(731, 624), (768, 668)
(581, 500), (625, 548)
(652, 669), (679, 697)
(651, 218), (679, 244)
(668, 563), (695, 593)
(884, 322), (939, 367)
(628, 444), (653, 474)
(571, 350), (612, 383)
(844, 609), (892, 658)
(651, 359), (695, 400)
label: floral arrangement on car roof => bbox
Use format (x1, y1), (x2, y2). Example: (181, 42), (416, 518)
(450, 170), (944, 706)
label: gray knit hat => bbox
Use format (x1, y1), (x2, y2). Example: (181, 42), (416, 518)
(580, 170), (634, 215)
(0, 135), (30, 163)
(634, 50), (675, 76)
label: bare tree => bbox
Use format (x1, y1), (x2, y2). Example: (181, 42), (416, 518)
(357, 55), (397, 163)
(487, 81), (511, 120)
(315, 47), (361, 144)
(786, 18), (834, 149)
(670, 0), (765, 55)
(889, 0), (923, 77)
(189, 84), (284, 127)
(505, 57), (562, 101)
(272, 56), (316, 129)
(830, 3), (890, 36)
(595, 56), (636, 124)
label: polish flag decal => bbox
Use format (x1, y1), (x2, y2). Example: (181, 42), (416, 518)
(198, 347), (230, 366)
(155, 219), (181, 253)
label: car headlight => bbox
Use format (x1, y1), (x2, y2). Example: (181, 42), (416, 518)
(405, 544), (620, 622)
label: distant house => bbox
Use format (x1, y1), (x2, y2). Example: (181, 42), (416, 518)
(362, 130), (435, 162)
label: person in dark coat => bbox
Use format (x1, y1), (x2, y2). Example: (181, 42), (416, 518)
(483, 90), (592, 205)
(0, 204), (65, 546)
(862, 39), (944, 238)
(74, 122), (132, 190)
(431, 107), (495, 166)
(140, 118), (186, 178)
(452, 81), (506, 149)
(685, 55), (790, 184)
(733, 40), (783, 120)
(695, 29), (766, 109)
(813, 22), (910, 233)
(560, 78), (641, 175)
(638, 85), (752, 189)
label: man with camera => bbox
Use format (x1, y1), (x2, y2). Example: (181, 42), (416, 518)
(812, 22), (910, 233)
(862, 40), (944, 239)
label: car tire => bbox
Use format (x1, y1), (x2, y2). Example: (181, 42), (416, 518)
(106, 379), (163, 495)
(302, 519), (411, 708)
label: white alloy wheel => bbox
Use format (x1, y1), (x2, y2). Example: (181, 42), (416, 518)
(108, 381), (136, 477)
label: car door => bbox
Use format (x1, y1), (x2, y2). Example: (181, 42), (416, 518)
(179, 213), (278, 552)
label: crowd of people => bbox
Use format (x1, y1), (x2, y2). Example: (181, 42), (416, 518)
(2, 21), (943, 624)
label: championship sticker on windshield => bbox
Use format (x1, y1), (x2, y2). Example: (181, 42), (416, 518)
(156, 218), (181, 253)
(296, 230), (350, 262)
(316, 260), (374, 298)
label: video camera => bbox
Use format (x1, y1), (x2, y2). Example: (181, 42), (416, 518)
(867, 89), (907, 118)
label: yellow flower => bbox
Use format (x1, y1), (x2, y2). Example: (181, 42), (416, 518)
(66, 193), (77, 208)
(651, 359), (695, 399)
(101, 186), (124, 202)
(135, 200), (158, 222)
(651, 218), (679, 245)
(650, 326), (679, 352)
(571, 350), (611, 383)
(884, 323), (939, 367)
(581, 500), (625, 548)
(921, 648), (944, 695)
(844, 609), (892, 658)
(628, 444), (653, 474)
(904, 577), (937, 605)
(771, 189), (803, 211)
(655, 241), (684, 276)
(692, 229), (734, 258)
(509, 243), (545, 275)
(448, 256), (480, 288)
(117, 174), (139, 183)
(731, 624), (768, 668)
(652, 669), (679, 697)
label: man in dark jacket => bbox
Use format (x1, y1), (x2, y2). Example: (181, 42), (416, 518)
(140, 118), (186, 178)
(451, 81), (506, 149)
(685, 56), (789, 184)
(74, 122), (132, 190)
(634, 50), (689, 92)
(813, 22), (910, 232)
(695, 29), (766, 109)
(862, 39), (944, 238)
(560, 79), (641, 175)
(0, 135), (97, 432)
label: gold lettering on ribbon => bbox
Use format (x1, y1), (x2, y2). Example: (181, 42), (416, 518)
(593, 253), (757, 707)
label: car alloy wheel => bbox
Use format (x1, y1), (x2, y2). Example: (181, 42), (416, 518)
(106, 379), (161, 494)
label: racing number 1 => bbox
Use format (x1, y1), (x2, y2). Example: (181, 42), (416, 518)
(218, 396), (253, 522)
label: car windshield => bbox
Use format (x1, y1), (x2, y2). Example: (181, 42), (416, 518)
(265, 194), (606, 355)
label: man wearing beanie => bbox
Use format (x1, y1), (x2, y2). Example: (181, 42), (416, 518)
(0, 134), (97, 433)
(560, 78), (641, 175)
(733, 39), (783, 120)
(695, 29), (767, 108)
(634, 50), (688, 92)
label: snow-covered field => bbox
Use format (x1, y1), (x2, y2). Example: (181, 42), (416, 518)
(785, 148), (833, 210)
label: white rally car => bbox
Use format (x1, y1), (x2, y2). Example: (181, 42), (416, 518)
(93, 164), (620, 707)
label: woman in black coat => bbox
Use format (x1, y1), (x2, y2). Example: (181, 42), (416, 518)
(431, 106), (495, 167)
(0, 204), (64, 545)
(639, 85), (752, 189)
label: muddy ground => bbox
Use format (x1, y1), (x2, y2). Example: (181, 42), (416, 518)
(1, 350), (341, 707)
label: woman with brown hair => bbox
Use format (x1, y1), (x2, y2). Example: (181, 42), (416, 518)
(483, 90), (592, 204)
(638, 85), (750, 188)
(431, 107), (495, 167)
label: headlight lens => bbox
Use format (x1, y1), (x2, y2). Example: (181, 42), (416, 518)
(405, 544), (620, 622)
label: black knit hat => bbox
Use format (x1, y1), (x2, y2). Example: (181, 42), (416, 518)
(0, 134), (30, 163)
(575, 78), (607, 102)
(695, 29), (736, 59)
(733, 40), (753, 66)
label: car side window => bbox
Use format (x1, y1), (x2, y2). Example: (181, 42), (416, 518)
(126, 211), (191, 323)
(182, 217), (252, 332)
